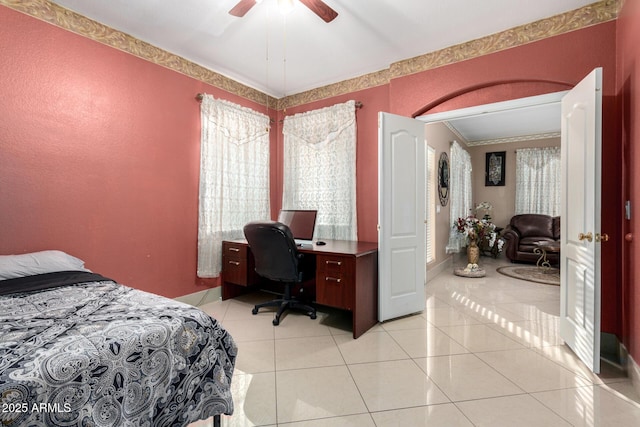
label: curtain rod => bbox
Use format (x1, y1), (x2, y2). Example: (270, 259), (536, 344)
(195, 93), (363, 109)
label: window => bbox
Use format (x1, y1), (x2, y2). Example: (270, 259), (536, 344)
(446, 141), (473, 253)
(515, 147), (561, 216)
(282, 101), (357, 241)
(197, 95), (271, 277)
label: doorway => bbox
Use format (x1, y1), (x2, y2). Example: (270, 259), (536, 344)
(416, 79), (606, 374)
(419, 91), (566, 278)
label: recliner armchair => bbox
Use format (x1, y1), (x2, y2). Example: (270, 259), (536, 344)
(243, 221), (317, 326)
(502, 214), (560, 264)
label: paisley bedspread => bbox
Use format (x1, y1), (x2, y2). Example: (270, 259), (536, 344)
(0, 272), (237, 427)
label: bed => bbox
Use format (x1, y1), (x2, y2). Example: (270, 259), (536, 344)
(0, 251), (237, 427)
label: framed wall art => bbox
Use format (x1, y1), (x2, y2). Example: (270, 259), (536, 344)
(485, 151), (506, 186)
(438, 152), (449, 206)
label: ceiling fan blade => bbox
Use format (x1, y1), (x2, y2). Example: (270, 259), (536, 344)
(299, 0), (338, 23)
(229, 0), (257, 17)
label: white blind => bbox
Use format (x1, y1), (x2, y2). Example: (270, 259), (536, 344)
(426, 147), (436, 264)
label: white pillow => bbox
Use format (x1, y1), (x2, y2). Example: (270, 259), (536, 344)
(0, 250), (90, 280)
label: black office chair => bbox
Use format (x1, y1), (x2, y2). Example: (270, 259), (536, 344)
(243, 221), (317, 326)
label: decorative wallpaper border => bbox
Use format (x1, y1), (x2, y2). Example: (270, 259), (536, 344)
(0, 0), (279, 107)
(389, 0), (620, 79)
(283, 0), (620, 109)
(1, 0), (620, 110)
(278, 69), (389, 111)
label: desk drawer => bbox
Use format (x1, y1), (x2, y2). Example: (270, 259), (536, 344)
(316, 255), (355, 310)
(222, 242), (253, 286)
(223, 242), (246, 260)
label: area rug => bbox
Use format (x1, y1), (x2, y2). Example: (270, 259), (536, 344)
(496, 265), (560, 286)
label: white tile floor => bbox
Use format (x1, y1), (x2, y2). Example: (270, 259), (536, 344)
(191, 255), (640, 426)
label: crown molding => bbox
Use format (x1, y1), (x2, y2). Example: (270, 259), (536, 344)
(442, 121), (470, 146)
(463, 132), (562, 147)
(1, 0), (620, 110)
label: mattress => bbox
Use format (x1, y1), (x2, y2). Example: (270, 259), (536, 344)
(0, 271), (236, 427)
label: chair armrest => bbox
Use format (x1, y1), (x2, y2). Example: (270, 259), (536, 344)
(501, 226), (521, 242)
(501, 226), (521, 260)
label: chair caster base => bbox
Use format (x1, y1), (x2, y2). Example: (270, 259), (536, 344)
(252, 298), (316, 326)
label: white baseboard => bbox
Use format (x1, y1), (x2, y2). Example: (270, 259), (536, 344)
(426, 255), (453, 283)
(628, 354), (640, 398)
(174, 287), (221, 307)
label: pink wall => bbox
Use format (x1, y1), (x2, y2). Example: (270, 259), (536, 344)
(0, 6), (276, 298)
(617, 0), (640, 362)
(1, 3), (635, 361)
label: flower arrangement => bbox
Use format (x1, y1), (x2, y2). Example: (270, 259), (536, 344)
(454, 215), (504, 253)
(475, 201), (493, 221)
(455, 216), (489, 242)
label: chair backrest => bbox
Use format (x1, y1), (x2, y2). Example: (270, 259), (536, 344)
(243, 221), (302, 283)
(510, 214), (554, 238)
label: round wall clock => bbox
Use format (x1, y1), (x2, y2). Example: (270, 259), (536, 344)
(438, 152), (449, 206)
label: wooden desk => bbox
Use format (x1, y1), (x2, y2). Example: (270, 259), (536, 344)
(222, 239), (378, 338)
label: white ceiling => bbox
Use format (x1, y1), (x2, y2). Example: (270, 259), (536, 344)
(447, 103), (561, 143)
(418, 92), (566, 145)
(50, 0), (595, 99)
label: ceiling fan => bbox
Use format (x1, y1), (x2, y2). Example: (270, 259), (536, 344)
(229, 0), (338, 23)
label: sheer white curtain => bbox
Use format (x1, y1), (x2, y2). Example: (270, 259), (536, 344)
(197, 95), (271, 277)
(446, 141), (473, 253)
(282, 100), (357, 241)
(515, 147), (561, 216)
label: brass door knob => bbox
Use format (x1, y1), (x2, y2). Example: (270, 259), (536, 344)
(595, 233), (609, 242)
(578, 232), (593, 242)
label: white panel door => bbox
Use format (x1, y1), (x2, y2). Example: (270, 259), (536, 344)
(560, 68), (603, 373)
(378, 112), (426, 322)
